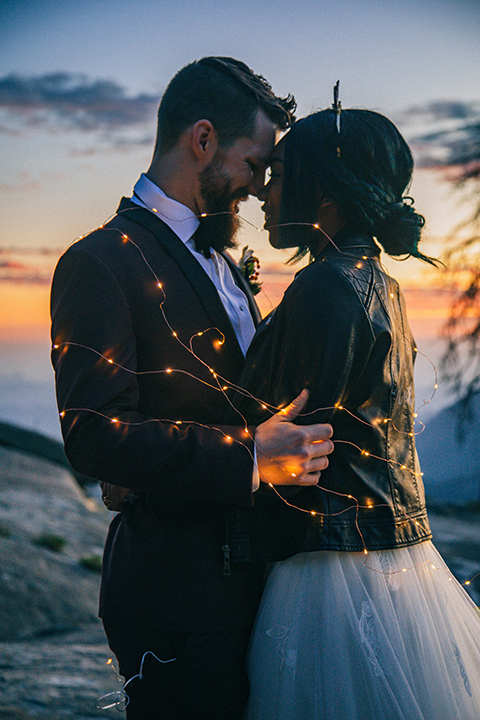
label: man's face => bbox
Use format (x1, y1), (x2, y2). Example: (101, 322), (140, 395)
(196, 109), (277, 252)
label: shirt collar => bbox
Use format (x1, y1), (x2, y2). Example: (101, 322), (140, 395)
(131, 174), (200, 244)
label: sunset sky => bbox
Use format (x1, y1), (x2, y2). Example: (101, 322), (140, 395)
(1, 0), (479, 433)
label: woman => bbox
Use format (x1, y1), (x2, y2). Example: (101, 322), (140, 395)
(230, 108), (480, 719)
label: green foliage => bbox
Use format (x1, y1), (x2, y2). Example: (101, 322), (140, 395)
(33, 533), (66, 552)
(79, 554), (102, 572)
(441, 122), (480, 412)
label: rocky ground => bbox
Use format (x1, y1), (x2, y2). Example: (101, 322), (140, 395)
(0, 445), (117, 718)
(0, 441), (479, 719)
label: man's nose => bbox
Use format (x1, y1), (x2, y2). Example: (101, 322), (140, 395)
(256, 182), (268, 202)
(247, 169), (267, 198)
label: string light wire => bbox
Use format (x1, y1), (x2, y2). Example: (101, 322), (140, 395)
(53, 208), (479, 587)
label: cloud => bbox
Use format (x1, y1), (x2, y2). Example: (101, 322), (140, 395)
(0, 72), (159, 135)
(402, 101), (475, 122)
(0, 249), (60, 285)
(396, 100), (480, 169)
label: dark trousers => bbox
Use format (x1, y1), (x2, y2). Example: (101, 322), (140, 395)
(103, 619), (253, 720)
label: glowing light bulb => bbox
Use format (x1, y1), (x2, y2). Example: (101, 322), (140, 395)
(107, 359), (113, 364)
(152, 208), (158, 213)
(166, 368), (172, 373)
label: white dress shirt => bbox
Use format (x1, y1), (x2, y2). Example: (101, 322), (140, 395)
(130, 174), (260, 489)
(131, 174), (256, 356)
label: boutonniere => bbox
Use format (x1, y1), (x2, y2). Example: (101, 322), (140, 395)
(238, 246), (262, 296)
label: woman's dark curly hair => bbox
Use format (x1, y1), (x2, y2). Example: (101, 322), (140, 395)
(279, 108), (437, 265)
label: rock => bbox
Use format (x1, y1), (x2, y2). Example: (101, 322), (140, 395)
(0, 445), (110, 641)
(0, 625), (121, 719)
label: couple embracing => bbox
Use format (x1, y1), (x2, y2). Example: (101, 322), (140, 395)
(51, 57), (480, 719)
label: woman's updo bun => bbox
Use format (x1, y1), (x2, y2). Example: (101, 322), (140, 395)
(374, 199), (428, 261)
(279, 108), (438, 266)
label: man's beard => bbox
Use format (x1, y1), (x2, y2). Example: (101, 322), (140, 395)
(196, 152), (248, 255)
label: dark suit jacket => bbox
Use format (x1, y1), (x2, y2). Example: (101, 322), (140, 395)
(51, 199), (264, 633)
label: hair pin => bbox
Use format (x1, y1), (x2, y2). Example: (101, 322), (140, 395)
(332, 80), (342, 157)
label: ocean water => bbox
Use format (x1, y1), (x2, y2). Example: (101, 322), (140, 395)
(0, 340), (61, 440)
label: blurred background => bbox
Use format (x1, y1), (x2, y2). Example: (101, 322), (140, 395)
(1, 0), (479, 438)
(0, 1), (479, 714)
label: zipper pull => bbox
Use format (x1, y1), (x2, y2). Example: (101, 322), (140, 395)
(222, 544), (231, 576)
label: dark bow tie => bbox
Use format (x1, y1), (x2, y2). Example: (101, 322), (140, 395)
(194, 231), (211, 259)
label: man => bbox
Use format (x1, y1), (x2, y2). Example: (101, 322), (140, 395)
(51, 57), (333, 720)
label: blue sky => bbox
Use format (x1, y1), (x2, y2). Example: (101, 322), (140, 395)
(0, 0), (478, 428)
(1, 0), (479, 255)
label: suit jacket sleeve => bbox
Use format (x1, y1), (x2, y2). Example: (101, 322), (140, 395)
(51, 243), (255, 507)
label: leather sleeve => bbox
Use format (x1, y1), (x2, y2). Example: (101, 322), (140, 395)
(239, 260), (375, 426)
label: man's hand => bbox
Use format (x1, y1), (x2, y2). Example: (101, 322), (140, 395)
(254, 389), (333, 486)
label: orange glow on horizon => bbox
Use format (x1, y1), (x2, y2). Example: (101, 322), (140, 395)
(0, 267), (456, 345)
(0, 284), (51, 342)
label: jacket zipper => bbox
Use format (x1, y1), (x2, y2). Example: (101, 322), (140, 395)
(222, 544), (231, 576)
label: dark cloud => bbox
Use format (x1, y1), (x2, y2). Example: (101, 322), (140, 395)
(403, 101), (475, 122)
(0, 249), (61, 284)
(68, 132), (155, 156)
(0, 72), (159, 134)
(396, 100), (480, 169)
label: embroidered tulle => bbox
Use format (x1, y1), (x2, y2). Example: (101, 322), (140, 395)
(245, 542), (480, 720)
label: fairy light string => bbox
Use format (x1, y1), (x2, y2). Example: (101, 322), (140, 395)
(53, 207), (478, 588)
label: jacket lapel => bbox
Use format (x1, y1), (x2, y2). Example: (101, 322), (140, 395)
(221, 252), (262, 326)
(116, 198), (246, 367)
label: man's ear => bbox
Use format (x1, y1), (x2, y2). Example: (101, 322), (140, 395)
(190, 119), (218, 163)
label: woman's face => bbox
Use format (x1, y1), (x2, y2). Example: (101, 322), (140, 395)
(258, 136), (286, 249)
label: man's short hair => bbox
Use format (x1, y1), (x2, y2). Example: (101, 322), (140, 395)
(155, 57), (296, 153)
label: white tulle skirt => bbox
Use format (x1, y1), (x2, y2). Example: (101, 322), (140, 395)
(245, 542), (480, 720)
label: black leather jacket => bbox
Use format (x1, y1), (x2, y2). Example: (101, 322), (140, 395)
(228, 230), (432, 561)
